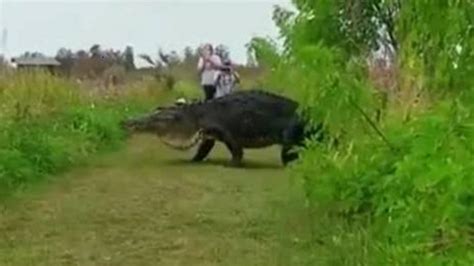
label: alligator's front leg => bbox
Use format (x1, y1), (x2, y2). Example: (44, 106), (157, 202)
(191, 126), (242, 167)
(191, 139), (215, 162)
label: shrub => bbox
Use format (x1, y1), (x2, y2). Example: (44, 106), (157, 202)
(252, 1), (474, 264)
(0, 71), (160, 198)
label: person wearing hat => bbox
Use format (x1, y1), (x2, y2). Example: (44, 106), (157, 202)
(215, 59), (240, 98)
(213, 44), (240, 98)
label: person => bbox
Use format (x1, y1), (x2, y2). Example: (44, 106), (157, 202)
(197, 43), (222, 100)
(215, 59), (240, 98)
(214, 45), (240, 98)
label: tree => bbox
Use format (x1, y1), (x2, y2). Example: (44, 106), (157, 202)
(55, 48), (75, 76)
(138, 49), (178, 90)
(75, 50), (88, 59)
(245, 37), (280, 68)
(183, 46), (194, 62)
(273, 0), (400, 60)
(138, 54), (162, 69)
(245, 43), (258, 67)
(123, 45), (135, 71)
(89, 44), (101, 58)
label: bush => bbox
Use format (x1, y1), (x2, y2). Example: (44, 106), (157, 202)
(252, 1), (474, 264)
(294, 100), (474, 264)
(0, 71), (160, 198)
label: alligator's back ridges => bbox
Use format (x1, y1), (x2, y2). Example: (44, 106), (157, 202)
(210, 89), (297, 105)
(161, 89), (297, 111)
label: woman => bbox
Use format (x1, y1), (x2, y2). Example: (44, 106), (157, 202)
(197, 44), (222, 100)
(215, 59), (240, 98)
(214, 44), (240, 98)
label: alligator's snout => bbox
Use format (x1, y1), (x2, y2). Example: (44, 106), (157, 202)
(119, 119), (130, 137)
(120, 115), (154, 135)
(119, 119), (126, 128)
(120, 119), (130, 130)
(119, 119), (137, 137)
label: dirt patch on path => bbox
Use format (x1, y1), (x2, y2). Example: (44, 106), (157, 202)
(0, 135), (312, 266)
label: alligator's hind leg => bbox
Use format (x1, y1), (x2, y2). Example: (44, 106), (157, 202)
(219, 133), (243, 167)
(191, 139), (215, 162)
(281, 120), (305, 166)
(281, 145), (299, 165)
(224, 141), (243, 167)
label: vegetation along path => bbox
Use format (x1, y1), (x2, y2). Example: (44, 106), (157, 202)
(0, 135), (313, 266)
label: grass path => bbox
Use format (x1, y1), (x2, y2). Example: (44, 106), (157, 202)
(0, 135), (313, 266)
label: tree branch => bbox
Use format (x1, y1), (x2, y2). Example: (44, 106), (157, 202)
(349, 98), (397, 151)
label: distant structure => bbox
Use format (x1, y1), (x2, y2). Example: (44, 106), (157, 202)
(11, 56), (61, 73)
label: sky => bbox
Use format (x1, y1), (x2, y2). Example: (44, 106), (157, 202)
(0, 0), (293, 67)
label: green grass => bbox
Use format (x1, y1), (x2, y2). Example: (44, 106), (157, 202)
(0, 71), (175, 198)
(0, 136), (314, 266)
(0, 67), (318, 265)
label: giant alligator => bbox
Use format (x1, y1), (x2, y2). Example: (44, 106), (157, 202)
(121, 90), (323, 167)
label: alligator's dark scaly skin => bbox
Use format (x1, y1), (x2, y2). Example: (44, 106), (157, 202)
(123, 90), (320, 167)
(188, 90), (308, 166)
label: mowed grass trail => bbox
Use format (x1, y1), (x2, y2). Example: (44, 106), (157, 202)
(0, 135), (313, 266)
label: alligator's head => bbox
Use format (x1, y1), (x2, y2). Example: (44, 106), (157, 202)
(121, 105), (202, 150)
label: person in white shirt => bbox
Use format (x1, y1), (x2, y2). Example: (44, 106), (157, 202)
(197, 44), (223, 100)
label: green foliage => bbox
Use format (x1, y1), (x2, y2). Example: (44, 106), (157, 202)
(295, 100), (474, 264)
(271, 0), (400, 59)
(0, 71), (157, 198)
(396, 1), (474, 94)
(252, 0), (474, 264)
(172, 80), (202, 99)
(247, 37), (282, 68)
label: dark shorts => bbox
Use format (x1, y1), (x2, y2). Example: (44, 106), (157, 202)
(202, 85), (216, 100)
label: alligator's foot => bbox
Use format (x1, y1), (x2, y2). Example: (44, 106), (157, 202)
(281, 145), (299, 166)
(190, 157), (204, 163)
(226, 159), (243, 168)
(281, 152), (298, 166)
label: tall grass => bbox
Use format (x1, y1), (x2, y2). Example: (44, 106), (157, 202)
(0, 70), (171, 198)
(251, 1), (474, 264)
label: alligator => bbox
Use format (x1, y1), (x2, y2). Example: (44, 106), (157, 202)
(121, 90), (323, 167)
